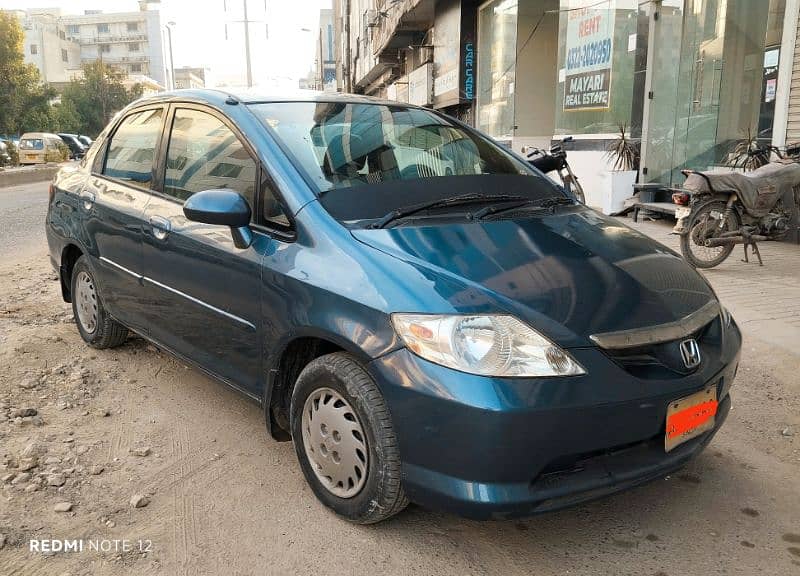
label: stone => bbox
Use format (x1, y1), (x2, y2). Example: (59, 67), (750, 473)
(18, 457), (38, 471)
(106, 520), (116, 528)
(0, 533), (5, 549)
(100, 408), (111, 417)
(63, 468), (75, 476)
(75, 445), (89, 455)
(48, 473), (66, 487)
(24, 484), (39, 493)
(11, 472), (31, 485)
(130, 494), (150, 508)
(43, 457), (62, 465)
(130, 447), (151, 457)
(2, 473), (15, 484)
(54, 502), (73, 512)
(19, 379), (37, 390)
(20, 442), (44, 458)
(782, 427), (794, 437)
(90, 465), (105, 476)
(11, 408), (37, 418)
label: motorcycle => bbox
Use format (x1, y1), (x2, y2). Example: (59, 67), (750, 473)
(675, 145), (800, 268)
(524, 136), (586, 204)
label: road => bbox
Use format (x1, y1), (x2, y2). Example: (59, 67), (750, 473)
(0, 183), (798, 576)
(0, 180), (50, 259)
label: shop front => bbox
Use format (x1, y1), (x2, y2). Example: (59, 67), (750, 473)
(476, 0), (794, 209)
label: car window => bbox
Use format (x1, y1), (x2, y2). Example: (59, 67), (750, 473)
(261, 178), (290, 229)
(20, 139), (44, 150)
(163, 108), (257, 209)
(102, 108), (163, 189)
(249, 102), (534, 195)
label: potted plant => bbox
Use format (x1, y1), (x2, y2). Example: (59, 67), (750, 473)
(601, 124), (639, 214)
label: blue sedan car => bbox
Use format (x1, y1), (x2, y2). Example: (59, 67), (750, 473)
(46, 89), (741, 523)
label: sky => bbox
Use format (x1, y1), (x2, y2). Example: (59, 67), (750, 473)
(1, 0), (332, 88)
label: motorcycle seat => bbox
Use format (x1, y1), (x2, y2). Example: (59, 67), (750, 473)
(683, 161), (800, 218)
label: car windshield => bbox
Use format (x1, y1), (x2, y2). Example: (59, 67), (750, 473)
(20, 139), (44, 150)
(250, 101), (545, 191)
(249, 101), (564, 225)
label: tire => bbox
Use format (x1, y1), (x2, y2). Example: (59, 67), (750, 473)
(70, 256), (129, 349)
(680, 201), (741, 269)
(290, 352), (408, 524)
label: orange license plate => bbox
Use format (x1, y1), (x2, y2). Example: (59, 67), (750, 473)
(26, 154), (37, 159)
(665, 387), (717, 452)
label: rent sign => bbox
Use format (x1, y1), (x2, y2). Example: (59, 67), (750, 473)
(563, 0), (615, 111)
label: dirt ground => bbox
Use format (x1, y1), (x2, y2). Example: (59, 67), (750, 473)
(0, 183), (799, 575)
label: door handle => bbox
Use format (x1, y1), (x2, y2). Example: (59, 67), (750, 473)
(79, 190), (95, 210)
(149, 216), (172, 241)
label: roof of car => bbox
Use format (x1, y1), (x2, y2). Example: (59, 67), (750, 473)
(133, 88), (420, 109)
(20, 132), (61, 139)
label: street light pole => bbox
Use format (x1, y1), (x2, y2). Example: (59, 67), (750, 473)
(166, 21), (176, 90)
(243, 0), (253, 88)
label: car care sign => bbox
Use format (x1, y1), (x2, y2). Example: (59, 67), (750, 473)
(563, 0), (615, 111)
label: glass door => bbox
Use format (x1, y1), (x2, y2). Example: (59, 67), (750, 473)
(643, 0), (781, 186)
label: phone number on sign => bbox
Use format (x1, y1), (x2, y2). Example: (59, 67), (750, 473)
(566, 39), (612, 71)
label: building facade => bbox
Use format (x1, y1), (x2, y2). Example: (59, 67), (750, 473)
(315, 9), (337, 91)
(60, 8), (168, 88)
(14, 9), (82, 87)
(330, 0), (800, 207)
(174, 66), (207, 89)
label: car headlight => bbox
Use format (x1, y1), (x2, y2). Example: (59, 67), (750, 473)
(720, 305), (732, 327)
(391, 314), (586, 377)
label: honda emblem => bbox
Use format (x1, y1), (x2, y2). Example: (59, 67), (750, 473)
(679, 339), (701, 369)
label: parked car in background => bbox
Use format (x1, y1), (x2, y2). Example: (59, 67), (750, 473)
(19, 133), (67, 165)
(46, 89), (741, 524)
(76, 135), (93, 148)
(58, 133), (87, 159)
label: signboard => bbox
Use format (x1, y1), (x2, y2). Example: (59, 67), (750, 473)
(563, 0), (615, 111)
(432, 0), (475, 108)
(409, 64), (432, 106)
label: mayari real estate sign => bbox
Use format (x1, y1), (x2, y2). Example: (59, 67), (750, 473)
(563, 0), (615, 111)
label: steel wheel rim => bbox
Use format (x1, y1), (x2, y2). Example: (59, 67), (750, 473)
(75, 270), (98, 334)
(301, 387), (368, 499)
(691, 209), (730, 261)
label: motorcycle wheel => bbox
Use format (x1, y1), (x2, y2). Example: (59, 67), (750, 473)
(680, 201), (741, 269)
(571, 180), (586, 204)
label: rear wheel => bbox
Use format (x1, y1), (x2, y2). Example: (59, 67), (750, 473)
(290, 352), (408, 524)
(71, 256), (129, 348)
(680, 201), (741, 268)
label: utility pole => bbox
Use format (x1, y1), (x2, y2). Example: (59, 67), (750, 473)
(225, 0), (265, 88)
(166, 22), (176, 89)
(243, 0), (252, 88)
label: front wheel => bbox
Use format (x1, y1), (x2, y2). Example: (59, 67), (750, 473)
(680, 201), (741, 268)
(290, 352), (408, 524)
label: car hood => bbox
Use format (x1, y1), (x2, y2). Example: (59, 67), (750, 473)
(351, 207), (716, 347)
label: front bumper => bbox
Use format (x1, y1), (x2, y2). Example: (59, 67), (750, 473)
(367, 321), (741, 520)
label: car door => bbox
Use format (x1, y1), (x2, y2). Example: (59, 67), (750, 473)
(140, 104), (265, 395)
(82, 106), (166, 332)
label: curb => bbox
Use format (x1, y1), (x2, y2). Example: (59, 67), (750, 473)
(0, 165), (61, 189)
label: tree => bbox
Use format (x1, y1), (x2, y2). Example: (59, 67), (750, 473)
(61, 61), (144, 136)
(0, 11), (55, 136)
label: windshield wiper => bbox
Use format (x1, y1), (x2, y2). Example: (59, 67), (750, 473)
(369, 194), (529, 229)
(473, 195), (574, 220)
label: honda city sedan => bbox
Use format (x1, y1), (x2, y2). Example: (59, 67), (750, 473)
(45, 89), (741, 523)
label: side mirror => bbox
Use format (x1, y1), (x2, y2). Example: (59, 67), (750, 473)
(183, 189), (253, 249)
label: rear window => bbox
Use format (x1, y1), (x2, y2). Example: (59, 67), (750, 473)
(20, 139), (44, 150)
